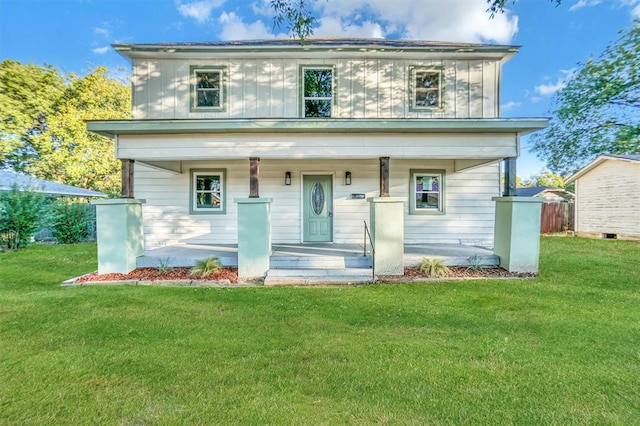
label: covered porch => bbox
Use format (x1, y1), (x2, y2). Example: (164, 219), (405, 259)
(136, 242), (499, 270)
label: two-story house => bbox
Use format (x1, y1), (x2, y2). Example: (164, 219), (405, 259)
(89, 38), (547, 279)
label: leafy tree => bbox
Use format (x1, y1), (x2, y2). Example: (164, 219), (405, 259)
(486, 0), (561, 17)
(0, 186), (46, 250)
(532, 22), (640, 175)
(519, 169), (567, 189)
(0, 62), (130, 196)
(271, 0), (316, 41)
(49, 201), (94, 244)
(0, 61), (64, 165)
(271, 0), (562, 39)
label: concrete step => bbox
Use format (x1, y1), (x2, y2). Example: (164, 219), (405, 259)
(264, 268), (374, 286)
(270, 255), (371, 269)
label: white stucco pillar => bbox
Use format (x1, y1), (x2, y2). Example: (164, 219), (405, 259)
(492, 196), (543, 273)
(92, 198), (145, 274)
(235, 198), (273, 280)
(368, 197), (405, 275)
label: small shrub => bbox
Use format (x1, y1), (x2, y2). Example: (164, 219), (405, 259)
(156, 257), (173, 272)
(50, 202), (93, 244)
(418, 258), (450, 278)
(190, 257), (222, 277)
(466, 254), (483, 271)
(0, 186), (46, 250)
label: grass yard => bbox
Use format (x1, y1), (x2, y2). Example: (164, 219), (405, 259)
(1, 237), (639, 424)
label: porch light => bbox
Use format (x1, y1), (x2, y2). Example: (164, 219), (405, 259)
(285, 171), (292, 185)
(345, 171), (352, 185)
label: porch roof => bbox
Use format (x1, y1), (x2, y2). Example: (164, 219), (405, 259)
(87, 118), (548, 138)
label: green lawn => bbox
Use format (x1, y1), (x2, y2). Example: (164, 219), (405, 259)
(1, 238), (639, 424)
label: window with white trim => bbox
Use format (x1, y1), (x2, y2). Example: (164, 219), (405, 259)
(410, 67), (443, 110)
(190, 170), (226, 214)
(302, 66), (334, 117)
(410, 170), (445, 214)
(190, 66), (225, 111)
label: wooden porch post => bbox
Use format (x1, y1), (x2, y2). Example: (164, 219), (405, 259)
(121, 159), (135, 198)
(249, 157), (260, 198)
(504, 157), (517, 196)
(379, 157), (390, 197)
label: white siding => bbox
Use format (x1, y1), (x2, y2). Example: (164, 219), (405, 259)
(136, 160), (499, 248)
(131, 57), (501, 120)
(574, 160), (640, 238)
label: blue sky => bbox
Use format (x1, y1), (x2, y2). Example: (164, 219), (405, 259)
(1, 0), (638, 178)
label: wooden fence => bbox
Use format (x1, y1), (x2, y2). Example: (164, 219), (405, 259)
(541, 202), (574, 234)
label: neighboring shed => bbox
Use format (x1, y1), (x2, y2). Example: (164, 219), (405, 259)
(0, 170), (107, 198)
(566, 154), (640, 240)
(515, 186), (574, 202)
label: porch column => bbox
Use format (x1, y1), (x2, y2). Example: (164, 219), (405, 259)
(492, 196), (543, 273)
(235, 157), (272, 280)
(249, 157), (260, 198)
(369, 157), (405, 275)
(121, 159), (135, 198)
(380, 157), (390, 197)
(503, 157), (517, 196)
(92, 198), (145, 274)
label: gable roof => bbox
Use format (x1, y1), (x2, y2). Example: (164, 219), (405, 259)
(566, 154), (640, 183)
(516, 186), (552, 197)
(0, 170), (107, 198)
(515, 186), (574, 198)
(114, 37), (519, 62)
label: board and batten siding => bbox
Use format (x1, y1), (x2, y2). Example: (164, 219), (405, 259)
(574, 160), (640, 238)
(117, 133), (517, 161)
(135, 160), (500, 249)
(131, 58), (500, 120)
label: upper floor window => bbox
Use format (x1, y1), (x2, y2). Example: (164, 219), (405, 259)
(190, 66), (226, 112)
(409, 169), (445, 215)
(302, 66), (334, 117)
(409, 67), (443, 111)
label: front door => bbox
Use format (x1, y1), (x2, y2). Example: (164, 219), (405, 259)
(303, 175), (333, 242)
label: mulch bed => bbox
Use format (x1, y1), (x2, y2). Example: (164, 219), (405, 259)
(74, 266), (533, 285)
(387, 267), (536, 280)
(74, 267), (239, 283)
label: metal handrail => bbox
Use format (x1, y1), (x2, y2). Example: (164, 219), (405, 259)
(363, 220), (375, 282)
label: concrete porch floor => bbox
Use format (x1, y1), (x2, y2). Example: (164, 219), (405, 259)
(136, 242), (498, 269)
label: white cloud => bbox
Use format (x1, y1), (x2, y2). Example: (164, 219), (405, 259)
(314, 0), (519, 44)
(535, 68), (577, 96)
(572, 0), (640, 17)
(501, 101), (521, 111)
(569, 0), (602, 12)
(177, 0), (225, 23)
(218, 12), (273, 40)
(620, 0), (640, 17)
(92, 46), (110, 55)
(314, 17), (385, 38)
(94, 27), (110, 37)
(535, 80), (565, 96)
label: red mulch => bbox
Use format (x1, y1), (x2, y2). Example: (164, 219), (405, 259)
(390, 267), (536, 280)
(74, 266), (532, 285)
(75, 267), (238, 283)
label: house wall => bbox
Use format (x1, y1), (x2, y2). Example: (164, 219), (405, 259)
(135, 159), (500, 249)
(131, 58), (500, 120)
(574, 160), (640, 238)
